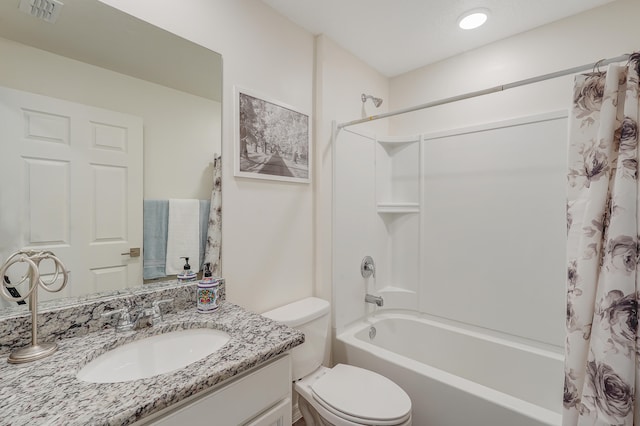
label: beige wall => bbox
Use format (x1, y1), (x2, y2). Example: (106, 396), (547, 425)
(0, 37), (221, 200)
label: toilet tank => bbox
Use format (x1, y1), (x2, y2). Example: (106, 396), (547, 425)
(262, 297), (330, 381)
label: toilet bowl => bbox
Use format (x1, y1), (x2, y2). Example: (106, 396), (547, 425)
(262, 297), (412, 426)
(296, 365), (412, 426)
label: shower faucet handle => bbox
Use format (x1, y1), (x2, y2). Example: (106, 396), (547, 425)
(361, 256), (375, 278)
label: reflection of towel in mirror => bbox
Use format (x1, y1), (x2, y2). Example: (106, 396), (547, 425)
(166, 199), (200, 275)
(143, 200), (168, 280)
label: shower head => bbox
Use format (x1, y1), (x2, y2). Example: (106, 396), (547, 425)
(361, 94), (383, 108)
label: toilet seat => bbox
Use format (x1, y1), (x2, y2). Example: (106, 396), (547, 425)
(310, 364), (412, 425)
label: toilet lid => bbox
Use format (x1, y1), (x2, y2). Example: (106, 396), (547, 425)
(311, 364), (411, 423)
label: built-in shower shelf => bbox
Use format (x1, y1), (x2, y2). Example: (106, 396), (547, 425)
(376, 202), (420, 214)
(377, 136), (421, 145)
(374, 135), (421, 298)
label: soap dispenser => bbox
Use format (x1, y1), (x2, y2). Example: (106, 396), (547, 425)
(197, 262), (221, 313)
(177, 257), (197, 283)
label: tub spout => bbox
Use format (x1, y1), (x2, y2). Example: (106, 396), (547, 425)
(365, 294), (384, 307)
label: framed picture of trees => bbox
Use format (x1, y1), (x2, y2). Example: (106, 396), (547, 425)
(234, 87), (311, 183)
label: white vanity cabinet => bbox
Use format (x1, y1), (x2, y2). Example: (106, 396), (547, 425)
(138, 354), (292, 426)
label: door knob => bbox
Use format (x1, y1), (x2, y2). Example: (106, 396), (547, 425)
(121, 248), (141, 257)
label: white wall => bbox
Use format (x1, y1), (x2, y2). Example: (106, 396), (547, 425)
(100, 0), (316, 313)
(0, 37), (221, 200)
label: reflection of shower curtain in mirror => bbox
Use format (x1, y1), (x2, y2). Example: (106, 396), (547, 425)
(204, 155), (222, 276)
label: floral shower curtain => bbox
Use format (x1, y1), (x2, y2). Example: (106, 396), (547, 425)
(565, 53), (640, 426)
(204, 155), (222, 276)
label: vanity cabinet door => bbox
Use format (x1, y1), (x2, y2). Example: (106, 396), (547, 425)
(144, 354), (291, 426)
(243, 397), (291, 426)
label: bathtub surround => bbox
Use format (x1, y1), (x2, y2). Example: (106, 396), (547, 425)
(334, 110), (568, 340)
(564, 54), (640, 425)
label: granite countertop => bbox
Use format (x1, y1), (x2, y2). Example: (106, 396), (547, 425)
(0, 302), (304, 426)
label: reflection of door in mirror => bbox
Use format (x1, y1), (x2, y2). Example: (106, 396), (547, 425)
(0, 87), (143, 305)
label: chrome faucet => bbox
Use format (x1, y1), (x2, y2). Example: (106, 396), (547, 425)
(135, 298), (173, 327)
(102, 299), (173, 332)
(102, 308), (135, 332)
(365, 294), (384, 307)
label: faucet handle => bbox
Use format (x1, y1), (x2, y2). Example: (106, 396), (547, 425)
(361, 256), (375, 278)
(151, 298), (174, 322)
(101, 308), (134, 332)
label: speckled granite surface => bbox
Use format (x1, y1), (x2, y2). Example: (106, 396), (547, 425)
(0, 301), (304, 426)
(0, 280), (227, 355)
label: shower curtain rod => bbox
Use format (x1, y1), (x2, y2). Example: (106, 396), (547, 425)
(337, 53), (630, 129)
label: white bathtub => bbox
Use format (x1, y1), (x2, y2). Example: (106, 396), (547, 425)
(334, 313), (563, 426)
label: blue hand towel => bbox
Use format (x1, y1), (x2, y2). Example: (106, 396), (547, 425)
(143, 200), (168, 280)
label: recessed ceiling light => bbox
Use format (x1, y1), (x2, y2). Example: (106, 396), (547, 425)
(458, 9), (489, 30)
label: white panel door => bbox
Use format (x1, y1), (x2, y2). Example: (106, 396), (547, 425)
(0, 86), (143, 300)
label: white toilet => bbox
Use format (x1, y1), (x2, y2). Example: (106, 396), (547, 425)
(263, 297), (412, 426)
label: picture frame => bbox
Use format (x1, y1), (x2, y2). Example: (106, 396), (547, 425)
(234, 87), (311, 183)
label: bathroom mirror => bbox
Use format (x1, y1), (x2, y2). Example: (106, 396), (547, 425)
(0, 0), (222, 311)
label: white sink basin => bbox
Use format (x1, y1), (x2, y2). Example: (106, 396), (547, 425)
(76, 328), (230, 383)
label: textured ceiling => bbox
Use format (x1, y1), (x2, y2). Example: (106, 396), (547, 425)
(262, 0), (616, 77)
